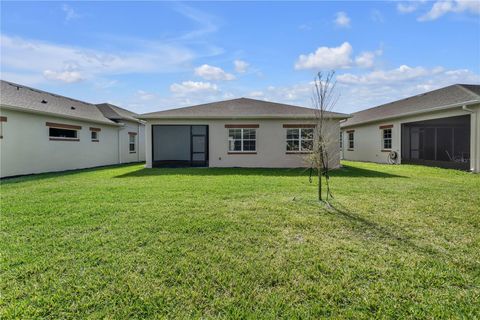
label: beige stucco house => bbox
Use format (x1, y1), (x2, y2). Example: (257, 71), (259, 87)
(138, 98), (349, 168)
(0, 80), (145, 178)
(340, 84), (480, 173)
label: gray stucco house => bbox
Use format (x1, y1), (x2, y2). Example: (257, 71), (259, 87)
(138, 98), (349, 168)
(340, 84), (480, 172)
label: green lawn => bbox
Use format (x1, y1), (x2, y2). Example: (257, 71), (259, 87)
(1, 161), (479, 319)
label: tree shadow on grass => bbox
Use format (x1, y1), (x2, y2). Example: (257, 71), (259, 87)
(325, 201), (455, 261)
(114, 165), (405, 179)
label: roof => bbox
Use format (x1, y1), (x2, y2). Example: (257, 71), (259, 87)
(0, 80), (117, 125)
(0, 80), (142, 125)
(342, 84), (480, 128)
(96, 103), (142, 123)
(139, 98), (349, 120)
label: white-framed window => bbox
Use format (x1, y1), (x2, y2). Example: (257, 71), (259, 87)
(129, 133), (136, 153)
(49, 127), (78, 139)
(228, 128), (256, 152)
(0, 116), (6, 139)
(348, 131), (354, 149)
(91, 131), (99, 141)
(286, 128), (314, 152)
(382, 128), (392, 150)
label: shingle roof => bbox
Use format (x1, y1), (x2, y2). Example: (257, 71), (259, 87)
(0, 80), (118, 125)
(139, 98), (349, 120)
(96, 103), (142, 123)
(342, 84), (480, 128)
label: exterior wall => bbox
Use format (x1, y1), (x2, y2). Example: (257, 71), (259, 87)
(341, 106), (480, 172)
(471, 104), (480, 173)
(0, 109), (119, 177)
(118, 120), (146, 164)
(145, 118), (342, 168)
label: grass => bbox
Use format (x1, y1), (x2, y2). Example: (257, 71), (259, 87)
(1, 161), (479, 319)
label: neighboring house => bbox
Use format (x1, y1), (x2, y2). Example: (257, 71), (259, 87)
(138, 98), (349, 168)
(340, 84), (480, 173)
(0, 80), (145, 178)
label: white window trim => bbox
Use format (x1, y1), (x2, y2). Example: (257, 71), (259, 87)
(129, 134), (136, 153)
(91, 131), (99, 142)
(348, 132), (354, 149)
(286, 128), (314, 153)
(48, 127), (79, 140)
(382, 128), (392, 150)
(228, 128), (257, 152)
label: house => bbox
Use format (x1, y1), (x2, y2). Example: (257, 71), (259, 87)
(0, 80), (145, 178)
(138, 98), (349, 168)
(340, 84), (480, 173)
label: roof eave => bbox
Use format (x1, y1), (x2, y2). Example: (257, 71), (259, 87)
(0, 104), (122, 126)
(341, 99), (480, 129)
(137, 114), (350, 120)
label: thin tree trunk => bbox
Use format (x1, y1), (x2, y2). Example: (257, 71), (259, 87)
(318, 167), (322, 201)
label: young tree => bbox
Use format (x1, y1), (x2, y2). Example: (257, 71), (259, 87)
(307, 71), (340, 202)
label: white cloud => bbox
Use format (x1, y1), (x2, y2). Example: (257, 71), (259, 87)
(295, 42), (353, 70)
(234, 60), (249, 73)
(0, 34), (195, 85)
(194, 64), (235, 81)
(419, 0), (480, 21)
(334, 12), (351, 27)
(136, 90), (156, 101)
(337, 65), (445, 84)
(247, 91), (264, 98)
(397, 3), (419, 13)
(252, 66), (480, 113)
(355, 49), (382, 68)
(62, 4), (80, 22)
(170, 81), (219, 95)
(43, 70), (84, 83)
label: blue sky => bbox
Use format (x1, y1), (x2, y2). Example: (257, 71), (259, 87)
(1, 1), (479, 114)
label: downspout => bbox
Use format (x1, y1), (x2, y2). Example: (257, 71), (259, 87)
(462, 105), (477, 172)
(138, 122), (140, 162)
(117, 125), (121, 164)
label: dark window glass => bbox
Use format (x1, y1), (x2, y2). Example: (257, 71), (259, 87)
(129, 134), (136, 152)
(348, 132), (354, 149)
(302, 140), (313, 151)
(286, 129), (299, 139)
(287, 140), (299, 151)
(383, 129), (392, 149)
(91, 131), (98, 140)
(49, 128), (77, 138)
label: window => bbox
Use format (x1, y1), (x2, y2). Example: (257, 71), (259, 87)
(339, 131), (343, 149)
(90, 127), (101, 142)
(49, 127), (77, 139)
(348, 132), (354, 149)
(129, 133), (136, 153)
(46, 122), (81, 141)
(382, 128), (392, 150)
(0, 116), (6, 139)
(228, 128), (256, 152)
(286, 128), (313, 152)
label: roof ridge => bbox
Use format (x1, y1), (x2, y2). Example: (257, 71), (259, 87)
(456, 84), (480, 99)
(1, 79), (95, 107)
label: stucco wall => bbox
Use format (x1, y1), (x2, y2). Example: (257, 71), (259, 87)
(144, 118), (342, 168)
(341, 106), (480, 172)
(118, 120), (146, 164)
(0, 109), (120, 177)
